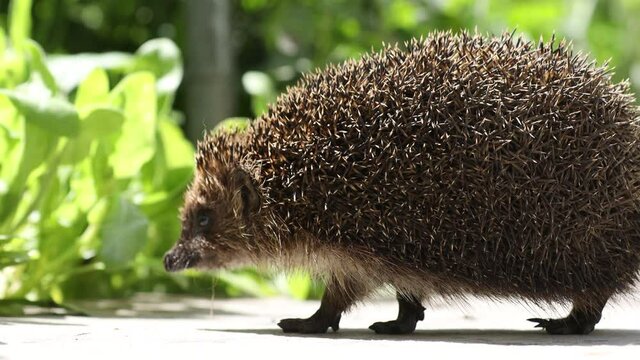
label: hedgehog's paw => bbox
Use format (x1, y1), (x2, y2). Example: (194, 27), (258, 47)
(278, 313), (341, 334)
(527, 317), (595, 335)
(369, 292), (424, 335)
(369, 319), (417, 335)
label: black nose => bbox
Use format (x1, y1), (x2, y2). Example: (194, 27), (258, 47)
(163, 251), (179, 272)
(163, 247), (200, 272)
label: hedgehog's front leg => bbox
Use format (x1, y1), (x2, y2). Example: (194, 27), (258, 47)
(278, 278), (368, 334)
(369, 292), (425, 334)
(528, 297), (608, 335)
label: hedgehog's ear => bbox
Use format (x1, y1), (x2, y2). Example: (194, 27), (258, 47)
(231, 169), (260, 218)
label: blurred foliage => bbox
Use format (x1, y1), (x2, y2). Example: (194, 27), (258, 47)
(1, 0), (640, 311)
(2, 0), (638, 117)
(0, 0), (320, 313)
(0, 0), (183, 53)
(234, 0), (640, 116)
(0, 3), (194, 312)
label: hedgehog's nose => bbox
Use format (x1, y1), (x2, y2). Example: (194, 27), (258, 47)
(164, 246), (200, 272)
(163, 251), (179, 272)
(164, 249), (189, 272)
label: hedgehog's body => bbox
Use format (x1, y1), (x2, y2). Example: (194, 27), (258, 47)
(165, 32), (640, 335)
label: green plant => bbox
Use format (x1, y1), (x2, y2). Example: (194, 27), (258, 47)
(0, 1), (317, 311)
(0, 0), (194, 311)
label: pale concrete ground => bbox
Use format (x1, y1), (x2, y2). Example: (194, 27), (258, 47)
(2, 292), (640, 359)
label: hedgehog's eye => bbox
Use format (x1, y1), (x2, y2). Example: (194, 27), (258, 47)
(197, 214), (210, 227)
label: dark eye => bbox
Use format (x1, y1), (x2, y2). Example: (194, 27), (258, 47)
(197, 214), (210, 227)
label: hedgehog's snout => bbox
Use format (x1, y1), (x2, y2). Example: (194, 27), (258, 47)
(163, 245), (201, 272)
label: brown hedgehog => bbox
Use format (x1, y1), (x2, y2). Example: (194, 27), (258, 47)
(164, 31), (640, 335)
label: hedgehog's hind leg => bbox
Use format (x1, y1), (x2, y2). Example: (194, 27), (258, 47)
(278, 277), (368, 334)
(528, 296), (608, 335)
(369, 292), (425, 335)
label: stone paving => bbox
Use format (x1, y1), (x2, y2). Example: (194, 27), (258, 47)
(2, 293), (640, 359)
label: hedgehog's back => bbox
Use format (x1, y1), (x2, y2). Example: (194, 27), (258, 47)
(250, 32), (640, 299)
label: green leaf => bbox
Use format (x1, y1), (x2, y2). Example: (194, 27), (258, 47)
(75, 68), (110, 110)
(499, 0), (565, 35)
(134, 38), (183, 95)
(0, 250), (30, 268)
(59, 106), (124, 165)
(144, 207), (182, 257)
(0, 122), (57, 227)
(386, 0), (420, 30)
(25, 40), (58, 95)
(8, 0), (32, 50)
(286, 273), (312, 300)
(0, 89), (80, 137)
(0, 234), (15, 245)
(46, 52), (132, 94)
(137, 120), (193, 216)
(214, 117), (251, 134)
(0, 48), (28, 88)
(159, 120), (194, 171)
(91, 141), (116, 197)
(82, 107), (125, 138)
(60, 133), (92, 165)
(0, 27), (6, 55)
(108, 72), (157, 179)
(216, 269), (278, 297)
(99, 196), (149, 267)
(0, 123), (12, 171)
(242, 71), (276, 116)
(70, 162), (98, 213)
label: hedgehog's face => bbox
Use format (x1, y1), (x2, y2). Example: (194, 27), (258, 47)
(163, 165), (260, 272)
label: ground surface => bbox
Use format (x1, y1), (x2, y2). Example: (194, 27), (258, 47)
(2, 292), (640, 359)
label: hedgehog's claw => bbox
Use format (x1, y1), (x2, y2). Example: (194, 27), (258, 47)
(527, 318), (549, 328)
(527, 317), (595, 335)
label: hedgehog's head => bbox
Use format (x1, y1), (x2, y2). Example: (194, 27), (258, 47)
(163, 156), (261, 272)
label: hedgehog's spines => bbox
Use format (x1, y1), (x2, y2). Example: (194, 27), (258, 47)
(196, 31), (640, 304)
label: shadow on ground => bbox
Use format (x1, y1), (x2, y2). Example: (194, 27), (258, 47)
(209, 328), (640, 346)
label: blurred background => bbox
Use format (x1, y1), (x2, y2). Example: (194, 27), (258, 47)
(1, 0), (639, 314)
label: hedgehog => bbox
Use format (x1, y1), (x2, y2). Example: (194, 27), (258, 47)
(163, 31), (640, 335)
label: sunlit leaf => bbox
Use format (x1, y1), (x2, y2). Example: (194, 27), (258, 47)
(82, 107), (124, 138)
(8, 0), (32, 50)
(0, 27), (6, 55)
(0, 89), (80, 137)
(60, 133), (92, 165)
(216, 270), (278, 297)
(47, 52), (132, 93)
(386, 0), (421, 30)
(242, 71), (276, 116)
(71, 162), (99, 213)
(214, 117), (251, 134)
(159, 120), (194, 171)
(134, 38), (183, 94)
(0, 122), (57, 226)
(74, 68), (110, 110)
(25, 40), (58, 95)
(108, 72), (157, 179)
(286, 273), (312, 300)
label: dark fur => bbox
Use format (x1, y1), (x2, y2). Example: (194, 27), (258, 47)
(165, 31), (640, 334)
